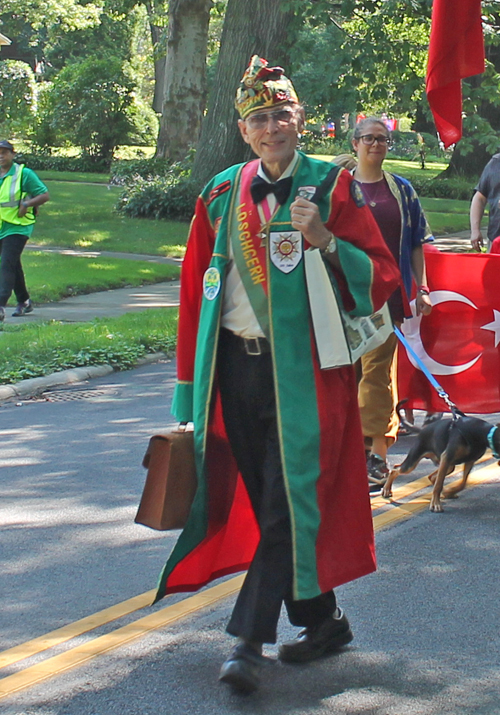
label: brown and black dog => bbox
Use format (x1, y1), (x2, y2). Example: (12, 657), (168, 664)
(382, 412), (500, 512)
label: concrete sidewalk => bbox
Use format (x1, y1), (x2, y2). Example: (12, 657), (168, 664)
(3, 246), (181, 325)
(433, 230), (472, 253)
(1, 280), (180, 325)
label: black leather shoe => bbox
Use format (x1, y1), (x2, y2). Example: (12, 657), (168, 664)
(278, 608), (353, 663)
(219, 643), (265, 694)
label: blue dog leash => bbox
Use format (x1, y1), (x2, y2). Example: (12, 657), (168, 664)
(393, 325), (465, 420)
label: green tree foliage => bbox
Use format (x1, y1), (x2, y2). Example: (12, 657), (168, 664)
(39, 57), (137, 165)
(0, 59), (36, 138)
(1, 0), (101, 33)
(290, 0), (430, 124)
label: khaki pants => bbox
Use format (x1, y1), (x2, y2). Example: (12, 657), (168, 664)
(357, 332), (399, 448)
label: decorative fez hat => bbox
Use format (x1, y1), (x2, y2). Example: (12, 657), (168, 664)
(235, 55), (299, 120)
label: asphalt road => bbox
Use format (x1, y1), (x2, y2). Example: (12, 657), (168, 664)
(1, 360), (500, 714)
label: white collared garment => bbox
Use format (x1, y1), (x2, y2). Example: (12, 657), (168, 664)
(221, 152), (299, 338)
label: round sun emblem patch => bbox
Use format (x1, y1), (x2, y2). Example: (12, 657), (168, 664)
(203, 267), (221, 301)
(276, 237), (295, 258)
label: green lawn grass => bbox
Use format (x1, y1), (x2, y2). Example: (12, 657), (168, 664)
(383, 158), (447, 182)
(37, 170), (110, 184)
(310, 154), (447, 181)
(19, 252), (179, 304)
(0, 308), (178, 384)
(34, 181), (189, 256)
(420, 197), (472, 235)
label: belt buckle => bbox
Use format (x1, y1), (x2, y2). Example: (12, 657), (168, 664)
(244, 337), (262, 356)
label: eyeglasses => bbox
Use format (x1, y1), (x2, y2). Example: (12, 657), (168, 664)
(357, 134), (391, 146)
(246, 108), (297, 130)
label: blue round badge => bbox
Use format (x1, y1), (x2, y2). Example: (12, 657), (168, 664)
(203, 267), (221, 301)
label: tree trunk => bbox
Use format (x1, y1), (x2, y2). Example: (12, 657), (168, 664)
(156, 0), (213, 160)
(191, 0), (295, 187)
(144, 2), (167, 115)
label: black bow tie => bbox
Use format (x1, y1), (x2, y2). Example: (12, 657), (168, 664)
(250, 175), (293, 206)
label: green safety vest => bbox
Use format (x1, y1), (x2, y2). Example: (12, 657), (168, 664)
(0, 164), (36, 225)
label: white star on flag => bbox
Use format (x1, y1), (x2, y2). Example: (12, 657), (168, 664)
(481, 309), (500, 347)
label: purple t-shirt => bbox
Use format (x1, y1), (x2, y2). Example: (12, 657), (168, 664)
(358, 178), (404, 322)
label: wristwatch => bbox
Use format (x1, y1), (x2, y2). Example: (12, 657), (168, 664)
(21, 200), (29, 208)
(321, 233), (337, 254)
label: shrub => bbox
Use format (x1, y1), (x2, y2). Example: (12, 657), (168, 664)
(410, 175), (477, 200)
(110, 148), (195, 185)
(299, 131), (350, 155)
(110, 157), (174, 184)
(116, 175), (200, 221)
(114, 149), (199, 220)
(16, 153), (110, 174)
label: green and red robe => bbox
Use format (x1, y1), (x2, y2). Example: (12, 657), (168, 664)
(155, 152), (400, 603)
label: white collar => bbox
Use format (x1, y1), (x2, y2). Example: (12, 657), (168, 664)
(257, 151), (299, 183)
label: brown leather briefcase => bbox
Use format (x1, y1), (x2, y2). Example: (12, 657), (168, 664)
(135, 430), (197, 530)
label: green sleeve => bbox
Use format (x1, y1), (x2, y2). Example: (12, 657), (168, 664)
(22, 168), (49, 196)
(171, 381), (194, 422)
(336, 239), (375, 317)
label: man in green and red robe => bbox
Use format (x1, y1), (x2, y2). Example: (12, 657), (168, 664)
(156, 56), (400, 693)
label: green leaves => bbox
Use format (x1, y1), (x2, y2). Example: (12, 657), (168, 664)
(0, 60), (36, 137)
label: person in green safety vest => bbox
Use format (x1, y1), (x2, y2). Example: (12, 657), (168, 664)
(0, 139), (50, 322)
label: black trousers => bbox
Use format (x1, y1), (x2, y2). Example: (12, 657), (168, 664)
(217, 329), (336, 644)
(0, 234), (30, 307)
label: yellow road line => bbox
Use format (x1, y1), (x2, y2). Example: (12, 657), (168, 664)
(0, 590), (156, 670)
(0, 459), (497, 700)
(0, 575), (245, 700)
(369, 454), (491, 510)
(374, 461), (499, 531)
(0, 469), (435, 670)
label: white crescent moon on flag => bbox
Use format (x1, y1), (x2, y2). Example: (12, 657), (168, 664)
(402, 290), (482, 376)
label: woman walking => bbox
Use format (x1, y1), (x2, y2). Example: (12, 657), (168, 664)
(351, 117), (432, 491)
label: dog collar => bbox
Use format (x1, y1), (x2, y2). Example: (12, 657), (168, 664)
(487, 425), (500, 459)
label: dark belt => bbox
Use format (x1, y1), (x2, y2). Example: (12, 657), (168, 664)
(220, 328), (271, 356)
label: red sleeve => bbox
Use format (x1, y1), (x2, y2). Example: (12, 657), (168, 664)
(176, 198), (216, 383)
(326, 170), (401, 312)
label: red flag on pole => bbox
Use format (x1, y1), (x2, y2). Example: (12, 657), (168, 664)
(426, 0), (485, 148)
(398, 251), (500, 414)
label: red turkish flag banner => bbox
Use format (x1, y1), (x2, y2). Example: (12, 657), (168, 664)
(398, 251), (500, 414)
(426, 0), (485, 148)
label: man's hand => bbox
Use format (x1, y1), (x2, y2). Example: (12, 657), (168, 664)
(416, 292), (432, 316)
(471, 230), (484, 252)
(470, 191), (487, 252)
(290, 197), (330, 249)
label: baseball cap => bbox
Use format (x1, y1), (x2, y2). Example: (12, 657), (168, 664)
(0, 140), (15, 151)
